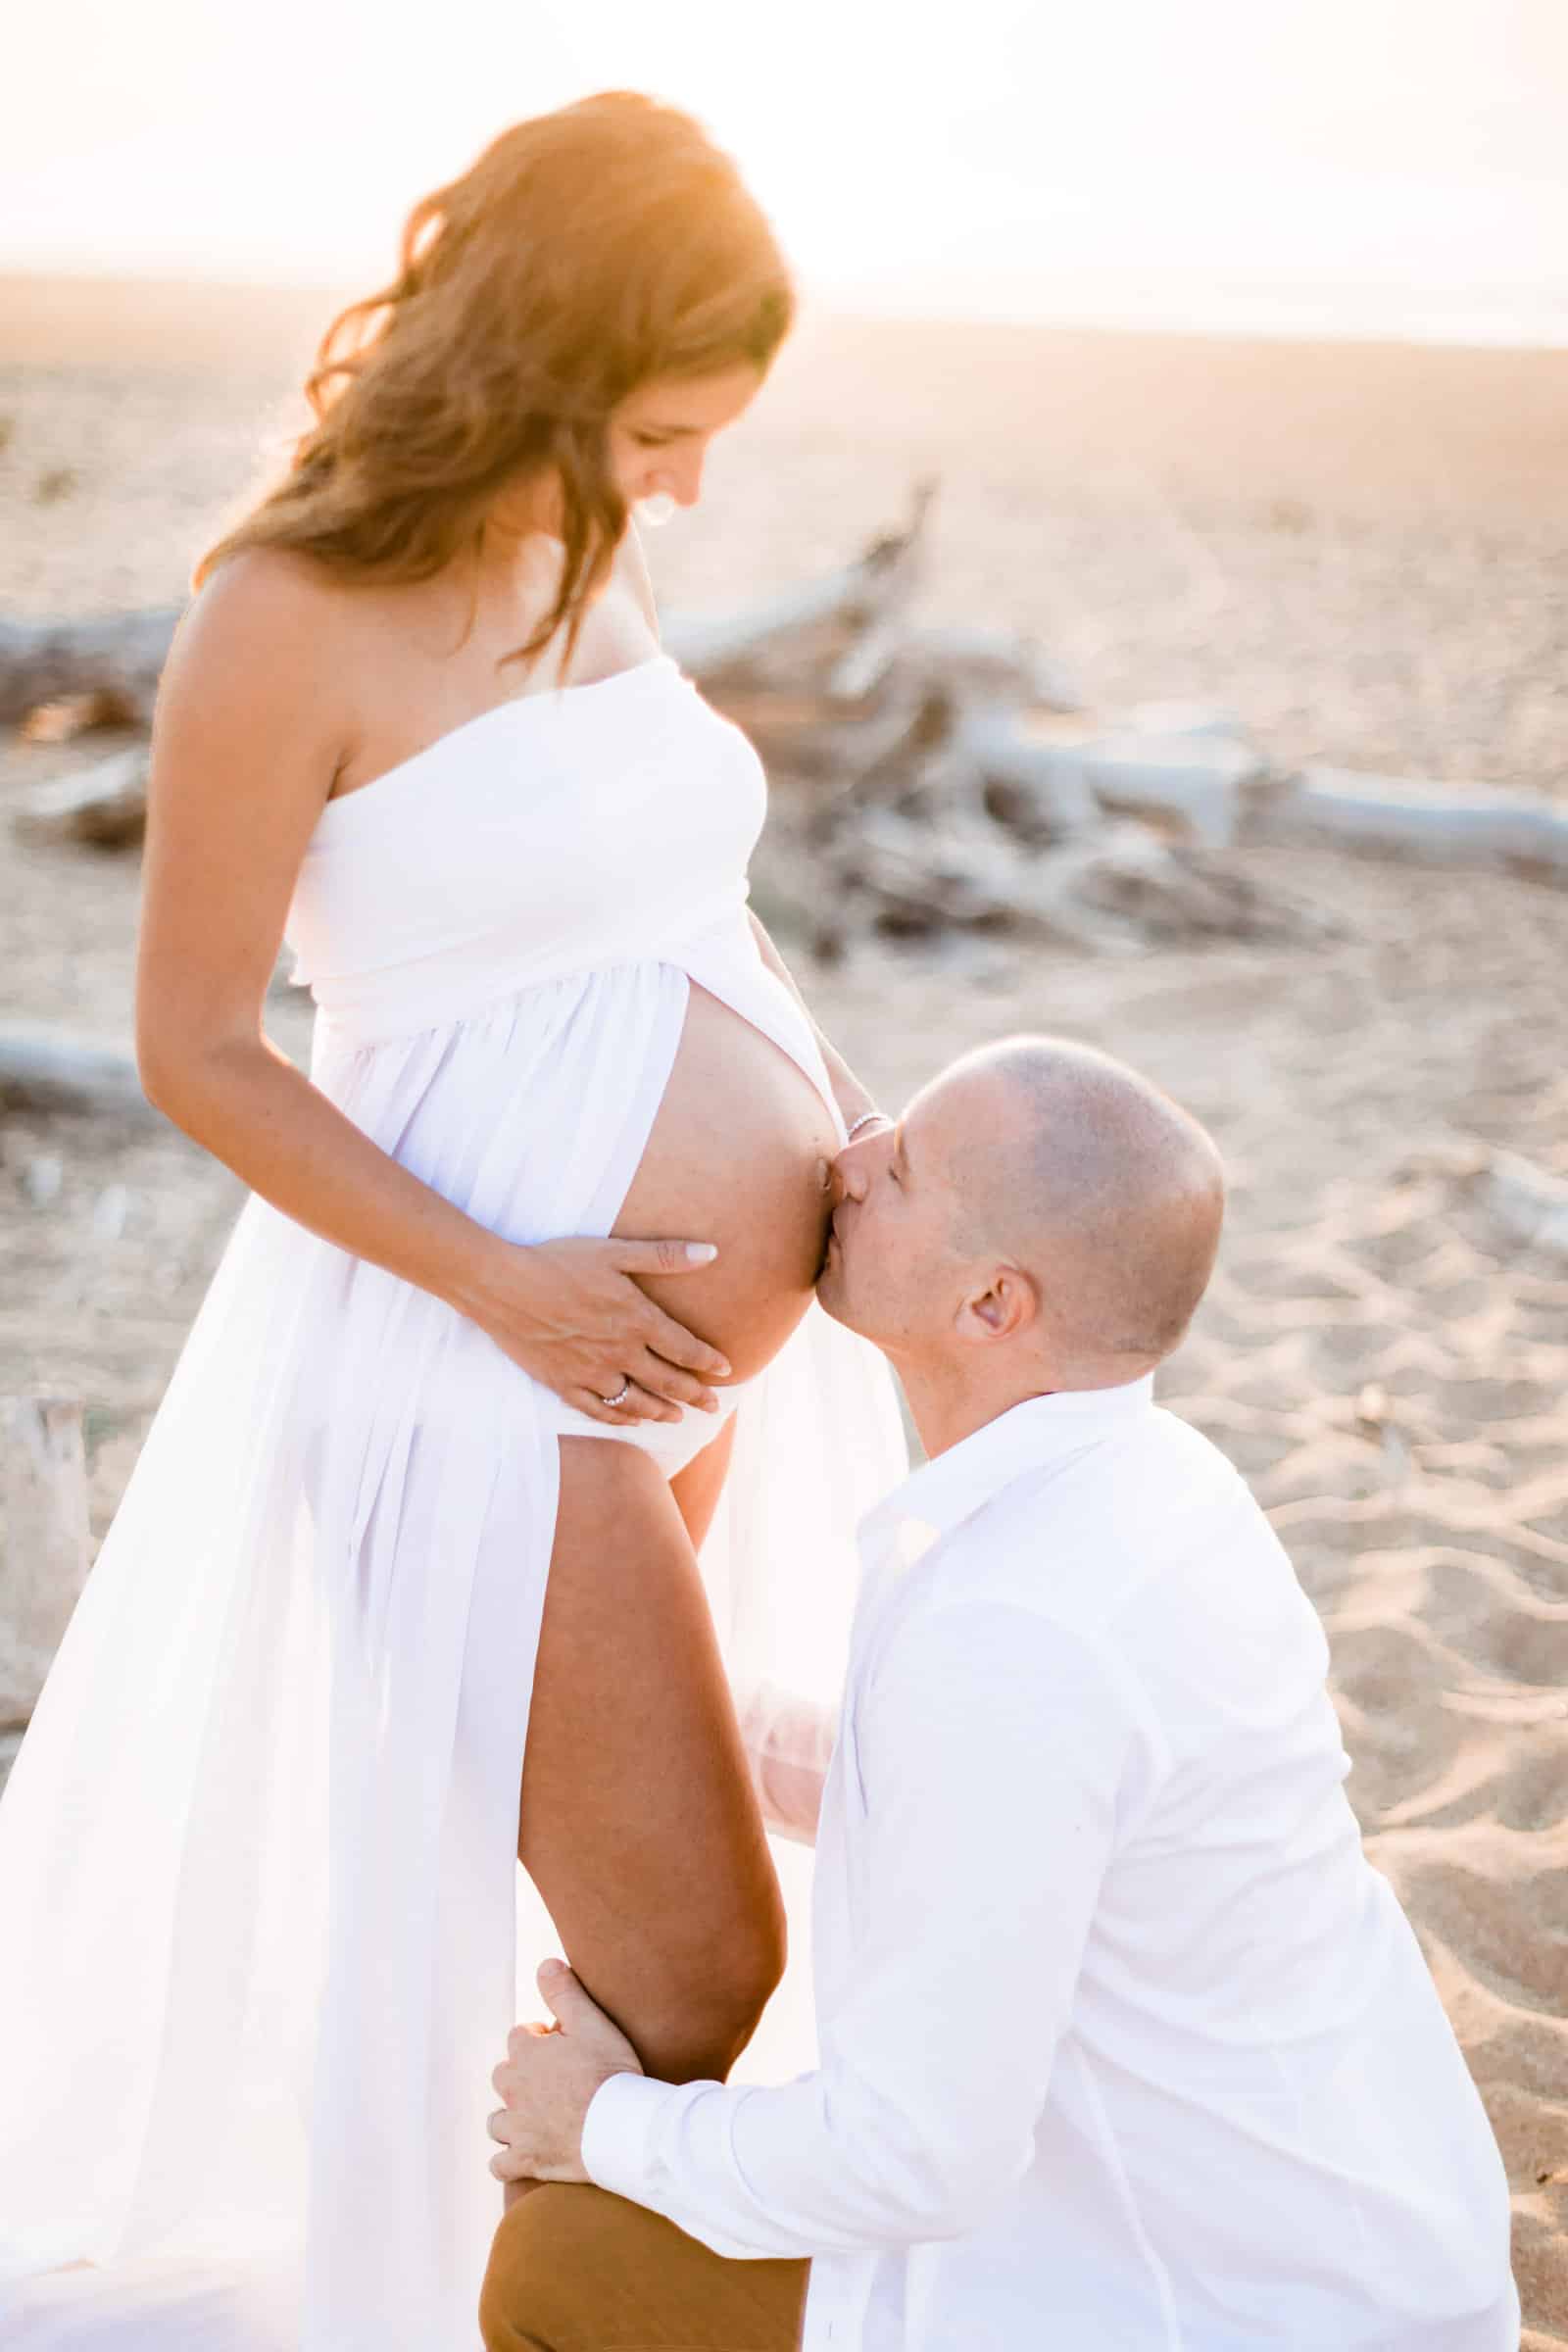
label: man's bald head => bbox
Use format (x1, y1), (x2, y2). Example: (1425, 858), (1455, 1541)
(939, 1038), (1225, 1370)
(819, 1034), (1225, 1395)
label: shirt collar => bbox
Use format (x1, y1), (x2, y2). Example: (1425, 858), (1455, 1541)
(859, 1373), (1156, 1562)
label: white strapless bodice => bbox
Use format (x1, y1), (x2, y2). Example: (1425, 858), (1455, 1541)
(284, 653), (769, 1045)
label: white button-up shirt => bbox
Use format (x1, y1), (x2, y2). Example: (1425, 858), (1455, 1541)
(584, 1378), (1519, 2351)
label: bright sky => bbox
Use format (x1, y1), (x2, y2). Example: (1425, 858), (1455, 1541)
(6, 0), (1568, 338)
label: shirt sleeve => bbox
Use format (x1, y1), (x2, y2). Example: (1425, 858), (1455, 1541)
(733, 1679), (837, 1846)
(581, 1599), (1144, 2261)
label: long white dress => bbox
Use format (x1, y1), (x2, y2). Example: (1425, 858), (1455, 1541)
(0, 652), (909, 2349)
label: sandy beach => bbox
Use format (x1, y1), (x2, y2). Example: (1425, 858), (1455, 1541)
(1, 274), (1564, 2338)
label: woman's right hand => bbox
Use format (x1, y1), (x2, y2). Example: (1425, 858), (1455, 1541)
(457, 1235), (732, 1425)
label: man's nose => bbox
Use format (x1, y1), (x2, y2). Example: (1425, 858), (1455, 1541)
(831, 1147), (869, 1205)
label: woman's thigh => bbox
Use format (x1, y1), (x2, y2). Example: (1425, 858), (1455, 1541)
(667, 1410), (736, 1554)
(517, 1433), (783, 2085)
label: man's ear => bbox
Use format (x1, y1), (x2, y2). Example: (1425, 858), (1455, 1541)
(958, 1263), (1038, 1343)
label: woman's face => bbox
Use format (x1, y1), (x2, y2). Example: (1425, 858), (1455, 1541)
(606, 361), (765, 518)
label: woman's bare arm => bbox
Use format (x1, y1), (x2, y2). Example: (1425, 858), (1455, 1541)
(747, 912), (886, 1135)
(591, 536), (880, 1142)
(138, 555), (499, 1307)
(135, 552), (729, 1422)
(615, 527), (886, 1136)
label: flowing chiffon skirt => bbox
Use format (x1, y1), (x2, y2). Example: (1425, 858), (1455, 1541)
(0, 947), (908, 2350)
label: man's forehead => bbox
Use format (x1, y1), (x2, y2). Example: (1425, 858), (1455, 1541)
(903, 1066), (1003, 1162)
(907, 1062), (1003, 1127)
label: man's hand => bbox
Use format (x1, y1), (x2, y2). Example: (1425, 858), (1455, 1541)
(487, 1960), (644, 2188)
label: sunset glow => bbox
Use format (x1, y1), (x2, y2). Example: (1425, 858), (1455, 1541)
(5, 0), (1568, 339)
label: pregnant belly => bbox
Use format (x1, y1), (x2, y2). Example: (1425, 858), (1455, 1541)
(612, 981), (840, 1384)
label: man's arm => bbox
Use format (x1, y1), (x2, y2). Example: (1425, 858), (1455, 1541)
(575, 1603), (1142, 2259)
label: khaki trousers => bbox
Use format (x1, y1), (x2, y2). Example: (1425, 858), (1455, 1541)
(480, 2183), (808, 2352)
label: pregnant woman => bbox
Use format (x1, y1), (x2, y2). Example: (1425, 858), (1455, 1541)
(0, 93), (906, 2349)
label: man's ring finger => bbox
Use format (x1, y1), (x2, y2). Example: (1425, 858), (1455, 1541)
(600, 1376), (632, 1408)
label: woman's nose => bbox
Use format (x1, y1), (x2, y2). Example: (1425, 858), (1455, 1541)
(665, 448), (706, 509)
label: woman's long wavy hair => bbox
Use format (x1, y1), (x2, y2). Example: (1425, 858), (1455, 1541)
(193, 92), (794, 673)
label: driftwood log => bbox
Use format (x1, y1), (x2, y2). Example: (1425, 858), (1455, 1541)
(1250, 766), (1568, 879)
(0, 1393), (92, 1729)
(2, 488), (944, 854)
(1399, 1139), (1568, 1266)
(668, 481), (936, 684)
(1473, 1151), (1568, 1260)
(0, 1023), (159, 1121)
(13, 745), (150, 848)
(0, 609), (179, 729)
(6, 485), (1567, 946)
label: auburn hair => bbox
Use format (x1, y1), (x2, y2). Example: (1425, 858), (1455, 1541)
(193, 91), (793, 673)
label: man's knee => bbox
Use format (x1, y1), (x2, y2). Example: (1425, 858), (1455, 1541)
(479, 2187), (591, 2352)
(480, 2180), (809, 2352)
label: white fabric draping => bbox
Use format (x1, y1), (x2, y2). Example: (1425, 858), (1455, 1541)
(0, 657), (909, 2348)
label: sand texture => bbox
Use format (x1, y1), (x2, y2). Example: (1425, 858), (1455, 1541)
(1, 277), (1564, 2336)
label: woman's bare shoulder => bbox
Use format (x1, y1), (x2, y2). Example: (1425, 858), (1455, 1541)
(145, 551), (381, 830)
(178, 544), (361, 672)
(162, 546), (370, 758)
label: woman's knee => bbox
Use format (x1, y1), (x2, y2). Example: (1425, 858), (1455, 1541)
(725, 1873), (789, 2045)
(646, 1883), (787, 2083)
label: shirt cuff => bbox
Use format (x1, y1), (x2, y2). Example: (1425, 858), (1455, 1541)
(580, 2070), (676, 2202)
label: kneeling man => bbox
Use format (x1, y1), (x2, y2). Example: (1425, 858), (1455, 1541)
(484, 1037), (1518, 2351)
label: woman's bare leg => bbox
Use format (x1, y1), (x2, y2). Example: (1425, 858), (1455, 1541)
(667, 1412), (737, 1554)
(517, 1431), (783, 2088)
